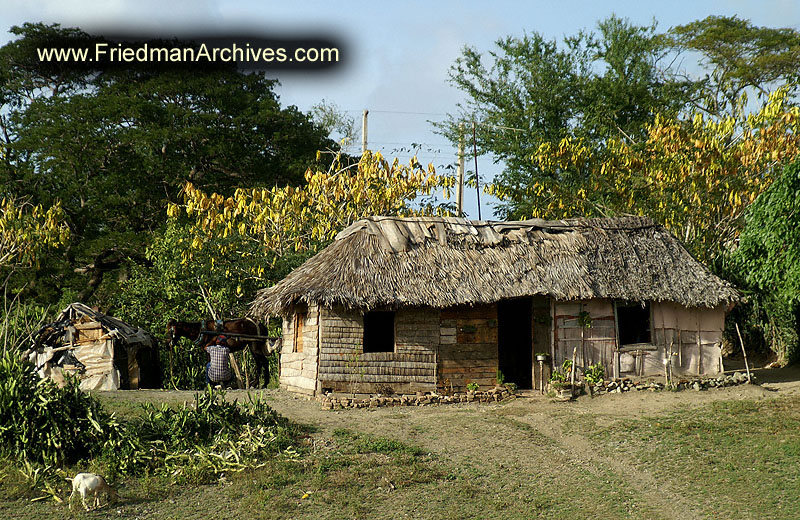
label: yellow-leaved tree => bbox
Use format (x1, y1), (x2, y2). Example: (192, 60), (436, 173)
(487, 88), (800, 263)
(0, 198), (69, 271)
(167, 151), (453, 287)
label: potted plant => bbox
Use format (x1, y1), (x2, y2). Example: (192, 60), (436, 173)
(535, 352), (550, 363)
(548, 359), (579, 400)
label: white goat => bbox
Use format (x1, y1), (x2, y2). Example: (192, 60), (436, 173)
(68, 472), (118, 511)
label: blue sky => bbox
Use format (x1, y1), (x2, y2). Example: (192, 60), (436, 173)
(2, 1), (799, 218)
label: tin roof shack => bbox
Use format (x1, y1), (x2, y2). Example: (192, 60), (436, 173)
(27, 303), (161, 391)
(250, 216), (739, 396)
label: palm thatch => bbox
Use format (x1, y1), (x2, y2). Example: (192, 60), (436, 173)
(250, 216), (739, 317)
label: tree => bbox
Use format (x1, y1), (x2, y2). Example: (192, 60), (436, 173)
(169, 151), (453, 274)
(669, 15), (800, 117)
(442, 15), (800, 223)
(0, 23), (335, 304)
(514, 88), (800, 263)
(110, 151), (452, 366)
(439, 16), (695, 220)
(729, 160), (800, 363)
(0, 198), (68, 271)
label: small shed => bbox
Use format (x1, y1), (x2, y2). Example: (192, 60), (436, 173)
(250, 216), (739, 396)
(26, 303), (161, 391)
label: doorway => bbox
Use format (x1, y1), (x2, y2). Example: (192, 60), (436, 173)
(498, 298), (533, 389)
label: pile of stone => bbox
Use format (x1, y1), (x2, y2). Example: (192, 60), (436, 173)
(589, 371), (755, 395)
(317, 386), (515, 410)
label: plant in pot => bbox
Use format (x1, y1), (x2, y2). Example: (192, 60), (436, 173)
(535, 352), (550, 363)
(548, 359), (578, 400)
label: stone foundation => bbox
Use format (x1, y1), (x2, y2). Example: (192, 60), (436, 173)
(587, 372), (755, 395)
(317, 386), (515, 409)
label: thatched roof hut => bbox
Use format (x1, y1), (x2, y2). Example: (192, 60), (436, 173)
(252, 215), (738, 316)
(251, 216), (738, 396)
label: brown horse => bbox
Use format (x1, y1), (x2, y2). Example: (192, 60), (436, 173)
(166, 318), (280, 388)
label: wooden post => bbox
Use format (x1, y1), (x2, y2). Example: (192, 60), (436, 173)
(580, 304), (587, 374)
(456, 125), (465, 215)
(612, 301), (621, 379)
(697, 324), (703, 375)
(228, 352), (244, 389)
(570, 345), (578, 388)
(735, 323), (752, 383)
(244, 351), (250, 389)
(538, 360), (544, 394)
(361, 109), (369, 154)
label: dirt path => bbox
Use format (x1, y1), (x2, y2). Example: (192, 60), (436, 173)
(518, 410), (702, 518)
(97, 368), (800, 518)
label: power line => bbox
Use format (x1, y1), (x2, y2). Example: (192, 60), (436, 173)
(342, 109), (449, 117)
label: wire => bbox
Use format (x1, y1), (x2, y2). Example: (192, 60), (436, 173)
(342, 109), (449, 116)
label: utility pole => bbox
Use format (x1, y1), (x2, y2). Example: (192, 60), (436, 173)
(456, 125), (465, 215)
(472, 121), (481, 220)
(361, 109), (369, 154)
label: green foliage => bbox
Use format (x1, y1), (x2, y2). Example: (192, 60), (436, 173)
(728, 159), (800, 363)
(466, 382), (479, 392)
(669, 15), (800, 115)
(584, 363), (605, 385)
(110, 220), (303, 389)
(442, 15), (800, 224)
(550, 359), (573, 383)
(495, 369), (505, 386)
(0, 301), (51, 353)
(0, 352), (111, 465)
(100, 388), (298, 480)
(440, 15), (693, 220)
(0, 23), (335, 305)
(0, 356), (298, 484)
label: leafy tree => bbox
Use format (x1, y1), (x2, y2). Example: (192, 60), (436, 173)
(111, 152), (451, 387)
(442, 15), (800, 223)
(728, 160), (800, 363)
(669, 15), (800, 117)
(512, 88), (800, 263)
(169, 151), (453, 275)
(439, 16), (695, 220)
(0, 198), (69, 271)
(0, 23), (335, 305)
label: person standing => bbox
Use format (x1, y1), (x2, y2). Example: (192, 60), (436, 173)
(205, 335), (232, 386)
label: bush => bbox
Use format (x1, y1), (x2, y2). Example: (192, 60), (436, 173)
(100, 388), (297, 480)
(726, 159), (800, 364)
(585, 363), (605, 385)
(0, 347), (298, 486)
(0, 351), (111, 465)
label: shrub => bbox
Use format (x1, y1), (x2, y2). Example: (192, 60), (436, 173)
(584, 363), (605, 385)
(0, 351), (112, 465)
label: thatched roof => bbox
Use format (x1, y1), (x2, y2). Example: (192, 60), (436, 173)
(250, 216), (739, 317)
(33, 303), (156, 349)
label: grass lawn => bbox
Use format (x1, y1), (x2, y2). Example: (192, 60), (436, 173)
(1, 389), (798, 519)
(585, 397), (800, 520)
